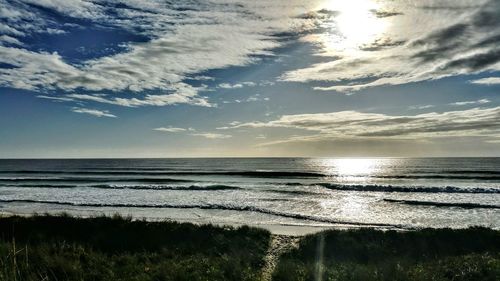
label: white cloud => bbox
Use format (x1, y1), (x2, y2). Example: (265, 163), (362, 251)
(37, 95), (75, 102)
(2, 0), (498, 109)
(217, 81), (257, 89)
(153, 127), (187, 133)
(218, 83), (243, 89)
(65, 87), (211, 107)
(246, 94), (269, 102)
(226, 107), (500, 143)
(0, 0), (321, 108)
(409, 104), (435, 110)
(450, 99), (490, 106)
(222, 94), (269, 104)
(191, 133), (232, 139)
(191, 75), (215, 81)
(281, 0), (500, 93)
(242, 81), (256, 87)
(71, 107), (116, 118)
(0, 35), (23, 46)
(21, 0), (104, 19)
(470, 77), (500, 85)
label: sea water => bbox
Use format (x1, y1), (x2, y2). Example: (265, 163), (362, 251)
(0, 158), (498, 230)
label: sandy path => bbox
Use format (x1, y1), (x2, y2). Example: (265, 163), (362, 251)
(260, 234), (301, 281)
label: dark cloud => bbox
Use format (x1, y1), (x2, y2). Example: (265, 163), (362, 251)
(411, 42), (462, 63)
(444, 49), (500, 71)
(296, 9), (339, 19)
(417, 5), (481, 11)
(370, 9), (403, 18)
(412, 24), (468, 47)
(360, 38), (405, 51)
(360, 122), (499, 137)
(472, 4), (500, 28)
(412, 23), (470, 62)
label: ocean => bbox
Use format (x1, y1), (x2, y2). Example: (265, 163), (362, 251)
(0, 158), (498, 230)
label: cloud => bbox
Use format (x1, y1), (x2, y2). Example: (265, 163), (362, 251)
(191, 133), (232, 139)
(225, 107), (500, 143)
(71, 107), (116, 118)
(246, 94), (269, 102)
(470, 77), (500, 85)
(0, 0), (321, 108)
(218, 81), (256, 89)
(449, 98), (490, 106)
(409, 104), (435, 110)
(371, 10), (403, 18)
(222, 94), (269, 104)
(21, 0), (104, 19)
(153, 127), (187, 133)
(218, 83), (243, 89)
(65, 87), (211, 107)
(281, 0), (500, 93)
(37, 95), (75, 102)
(0, 35), (23, 46)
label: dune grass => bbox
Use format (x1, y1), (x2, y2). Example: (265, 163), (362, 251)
(0, 214), (271, 281)
(272, 227), (500, 281)
(1, 214), (499, 281)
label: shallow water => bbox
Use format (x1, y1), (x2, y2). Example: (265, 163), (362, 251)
(0, 158), (498, 230)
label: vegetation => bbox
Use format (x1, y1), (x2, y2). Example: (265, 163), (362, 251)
(272, 227), (500, 281)
(0, 214), (271, 281)
(1, 214), (498, 281)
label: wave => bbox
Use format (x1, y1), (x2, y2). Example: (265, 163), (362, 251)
(3, 170), (500, 181)
(3, 180), (498, 195)
(0, 170), (326, 178)
(0, 184), (239, 191)
(383, 199), (500, 209)
(267, 189), (320, 195)
(317, 183), (500, 194)
(0, 177), (193, 183)
(0, 170), (199, 176)
(371, 175), (500, 180)
(0, 198), (404, 229)
(1, 184), (77, 188)
(443, 170), (500, 175)
(89, 184), (240, 191)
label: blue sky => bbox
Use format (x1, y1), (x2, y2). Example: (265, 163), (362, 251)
(0, 0), (499, 157)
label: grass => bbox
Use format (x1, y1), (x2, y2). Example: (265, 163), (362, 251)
(272, 227), (500, 281)
(0, 215), (498, 281)
(0, 214), (271, 281)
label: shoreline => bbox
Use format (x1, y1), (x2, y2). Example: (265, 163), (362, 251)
(2, 210), (497, 236)
(0, 211), (338, 236)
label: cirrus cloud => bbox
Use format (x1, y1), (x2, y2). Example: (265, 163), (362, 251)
(71, 107), (116, 118)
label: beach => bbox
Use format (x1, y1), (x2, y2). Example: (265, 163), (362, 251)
(0, 158), (499, 280)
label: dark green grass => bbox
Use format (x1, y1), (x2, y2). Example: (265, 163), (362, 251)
(0, 214), (271, 281)
(273, 227), (500, 281)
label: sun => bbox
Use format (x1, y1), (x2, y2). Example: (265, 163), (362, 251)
(318, 0), (388, 52)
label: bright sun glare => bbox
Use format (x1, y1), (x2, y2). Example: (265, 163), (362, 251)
(333, 158), (378, 175)
(320, 0), (388, 51)
(319, 158), (384, 180)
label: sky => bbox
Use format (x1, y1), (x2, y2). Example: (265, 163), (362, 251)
(0, 0), (499, 158)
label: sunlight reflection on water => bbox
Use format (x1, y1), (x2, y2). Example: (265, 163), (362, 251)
(316, 158), (391, 181)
